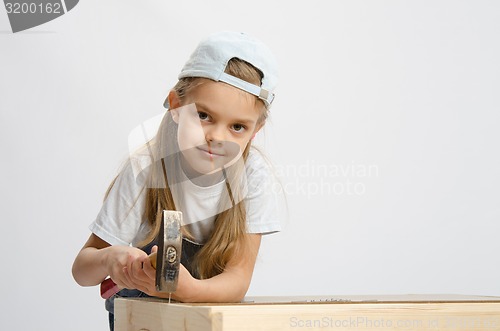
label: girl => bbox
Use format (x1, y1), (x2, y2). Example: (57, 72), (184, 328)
(72, 31), (281, 330)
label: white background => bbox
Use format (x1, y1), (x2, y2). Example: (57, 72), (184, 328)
(1, 0), (499, 330)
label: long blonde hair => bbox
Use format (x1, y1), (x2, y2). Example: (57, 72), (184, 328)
(134, 58), (267, 279)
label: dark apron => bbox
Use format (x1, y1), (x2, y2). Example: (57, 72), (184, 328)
(106, 238), (203, 331)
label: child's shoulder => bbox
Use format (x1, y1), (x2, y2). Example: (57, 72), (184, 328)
(245, 146), (275, 179)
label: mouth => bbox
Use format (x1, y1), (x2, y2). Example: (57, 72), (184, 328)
(197, 147), (225, 157)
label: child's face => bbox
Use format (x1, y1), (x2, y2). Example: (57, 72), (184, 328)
(170, 79), (263, 176)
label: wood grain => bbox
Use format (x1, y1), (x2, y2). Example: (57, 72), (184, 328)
(115, 295), (500, 331)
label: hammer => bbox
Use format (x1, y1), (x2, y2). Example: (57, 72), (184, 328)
(100, 210), (183, 300)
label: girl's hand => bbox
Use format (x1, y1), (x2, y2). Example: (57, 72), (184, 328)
(168, 263), (199, 302)
(104, 245), (153, 291)
(139, 245), (199, 302)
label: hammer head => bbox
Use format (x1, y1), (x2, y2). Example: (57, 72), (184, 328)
(155, 210), (183, 293)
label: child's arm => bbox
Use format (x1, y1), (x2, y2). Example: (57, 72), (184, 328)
(75, 233), (262, 302)
(72, 233), (150, 288)
(123, 234), (263, 302)
(176, 233), (262, 302)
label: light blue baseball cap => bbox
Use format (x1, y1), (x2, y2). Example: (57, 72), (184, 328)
(178, 31), (278, 109)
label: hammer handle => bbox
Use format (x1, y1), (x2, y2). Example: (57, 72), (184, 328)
(99, 252), (157, 299)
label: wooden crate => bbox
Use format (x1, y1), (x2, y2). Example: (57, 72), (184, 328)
(115, 294), (500, 331)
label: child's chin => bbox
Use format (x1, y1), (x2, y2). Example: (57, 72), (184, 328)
(192, 161), (226, 175)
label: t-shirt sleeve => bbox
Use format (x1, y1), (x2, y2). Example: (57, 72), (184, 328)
(244, 150), (282, 235)
(89, 161), (147, 246)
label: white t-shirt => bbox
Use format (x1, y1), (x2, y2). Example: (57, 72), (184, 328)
(89, 148), (281, 246)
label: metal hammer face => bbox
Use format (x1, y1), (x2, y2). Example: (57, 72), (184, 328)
(155, 210), (183, 293)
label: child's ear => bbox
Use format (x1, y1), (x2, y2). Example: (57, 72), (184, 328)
(167, 90), (181, 109)
(167, 90), (181, 123)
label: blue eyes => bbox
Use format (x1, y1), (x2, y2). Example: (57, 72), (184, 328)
(197, 111), (246, 133)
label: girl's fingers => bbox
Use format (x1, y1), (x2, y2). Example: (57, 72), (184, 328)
(126, 256), (155, 290)
(122, 256), (137, 287)
(110, 264), (129, 289)
(142, 256), (156, 280)
(109, 248), (156, 292)
(130, 257), (145, 280)
(132, 257), (152, 282)
(121, 265), (135, 289)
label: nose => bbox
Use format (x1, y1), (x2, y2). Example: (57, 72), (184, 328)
(205, 124), (226, 145)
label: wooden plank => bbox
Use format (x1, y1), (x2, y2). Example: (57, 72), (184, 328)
(115, 295), (500, 331)
(115, 298), (221, 331)
(242, 294), (500, 304)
